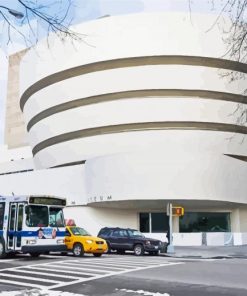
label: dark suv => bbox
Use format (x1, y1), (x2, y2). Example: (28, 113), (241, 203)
(98, 227), (166, 256)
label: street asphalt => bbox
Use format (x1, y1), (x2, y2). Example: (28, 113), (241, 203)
(0, 246), (246, 296)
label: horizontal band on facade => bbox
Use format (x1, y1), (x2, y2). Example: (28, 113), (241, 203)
(32, 121), (247, 156)
(27, 89), (247, 132)
(20, 55), (247, 111)
(224, 154), (247, 162)
(50, 160), (86, 168)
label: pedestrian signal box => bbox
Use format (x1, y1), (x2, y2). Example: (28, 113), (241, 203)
(172, 207), (184, 216)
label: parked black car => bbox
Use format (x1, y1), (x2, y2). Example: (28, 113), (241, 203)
(98, 227), (167, 256)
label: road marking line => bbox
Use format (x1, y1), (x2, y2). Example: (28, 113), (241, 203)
(0, 259), (75, 272)
(72, 258), (167, 266)
(25, 266), (94, 277)
(47, 262), (109, 274)
(50, 262), (110, 273)
(63, 261), (129, 270)
(0, 257), (184, 290)
(50, 262), (184, 290)
(0, 279), (44, 289)
(83, 259), (159, 266)
(67, 259), (146, 268)
(7, 268), (80, 280)
(0, 272), (62, 284)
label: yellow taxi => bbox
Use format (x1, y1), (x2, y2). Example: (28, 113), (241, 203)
(65, 226), (108, 257)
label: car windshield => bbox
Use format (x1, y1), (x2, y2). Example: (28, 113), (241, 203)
(70, 227), (91, 236)
(128, 230), (145, 238)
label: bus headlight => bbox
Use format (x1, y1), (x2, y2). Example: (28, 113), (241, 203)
(56, 239), (64, 244)
(26, 239), (37, 245)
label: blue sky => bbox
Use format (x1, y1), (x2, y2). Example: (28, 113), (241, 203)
(0, 0), (225, 145)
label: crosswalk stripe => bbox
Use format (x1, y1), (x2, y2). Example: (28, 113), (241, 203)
(81, 258), (165, 267)
(0, 259), (74, 272)
(0, 272), (61, 284)
(51, 262), (183, 290)
(43, 263), (109, 274)
(52, 262), (110, 273)
(81, 257), (169, 265)
(0, 257), (184, 291)
(0, 278), (44, 289)
(7, 268), (79, 280)
(67, 259), (145, 268)
(62, 261), (129, 270)
(25, 266), (94, 277)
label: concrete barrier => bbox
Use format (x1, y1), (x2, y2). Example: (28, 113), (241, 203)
(143, 232), (246, 246)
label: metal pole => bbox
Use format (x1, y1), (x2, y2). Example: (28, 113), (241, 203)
(167, 203), (175, 253)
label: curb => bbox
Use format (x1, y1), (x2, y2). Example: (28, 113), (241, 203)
(161, 254), (247, 259)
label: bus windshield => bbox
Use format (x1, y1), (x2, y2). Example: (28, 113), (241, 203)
(49, 207), (65, 227)
(26, 205), (48, 227)
(26, 206), (65, 227)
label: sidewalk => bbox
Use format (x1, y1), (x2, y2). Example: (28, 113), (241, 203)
(161, 245), (247, 259)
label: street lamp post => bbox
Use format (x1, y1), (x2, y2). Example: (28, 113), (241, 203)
(0, 5), (24, 19)
(167, 203), (175, 253)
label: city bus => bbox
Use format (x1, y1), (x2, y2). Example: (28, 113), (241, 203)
(0, 195), (67, 259)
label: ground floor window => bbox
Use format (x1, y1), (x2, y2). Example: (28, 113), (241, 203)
(179, 212), (231, 232)
(139, 212), (169, 233)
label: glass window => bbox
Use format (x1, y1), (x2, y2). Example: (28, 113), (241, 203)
(70, 227), (91, 236)
(17, 205), (24, 231)
(179, 212), (231, 232)
(9, 205), (16, 231)
(26, 205), (48, 227)
(128, 229), (144, 238)
(118, 230), (128, 237)
(151, 213), (169, 233)
(49, 207), (65, 227)
(0, 203), (5, 230)
(112, 230), (121, 237)
(139, 212), (169, 233)
(98, 228), (111, 236)
(139, 213), (149, 232)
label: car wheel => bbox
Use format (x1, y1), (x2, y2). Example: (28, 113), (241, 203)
(73, 243), (84, 257)
(134, 244), (144, 256)
(93, 253), (102, 257)
(0, 239), (7, 259)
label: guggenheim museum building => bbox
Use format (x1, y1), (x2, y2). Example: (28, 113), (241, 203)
(0, 11), (247, 246)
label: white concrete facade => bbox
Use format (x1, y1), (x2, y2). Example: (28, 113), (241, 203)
(0, 12), (247, 245)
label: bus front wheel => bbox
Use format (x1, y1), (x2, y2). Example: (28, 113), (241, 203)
(0, 239), (7, 259)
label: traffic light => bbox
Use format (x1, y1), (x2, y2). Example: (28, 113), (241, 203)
(172, 207), (184, 216)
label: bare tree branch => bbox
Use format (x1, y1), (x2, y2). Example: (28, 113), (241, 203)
(0, 0), (85, 49)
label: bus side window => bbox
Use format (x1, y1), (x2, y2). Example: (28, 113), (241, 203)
(17, 205), (24, 247)
(17, 205), (23, 231)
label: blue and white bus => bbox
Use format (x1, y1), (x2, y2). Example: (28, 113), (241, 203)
(0, 195), (67, 258)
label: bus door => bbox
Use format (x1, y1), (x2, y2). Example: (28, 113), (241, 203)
(7, 203), (25, 251)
